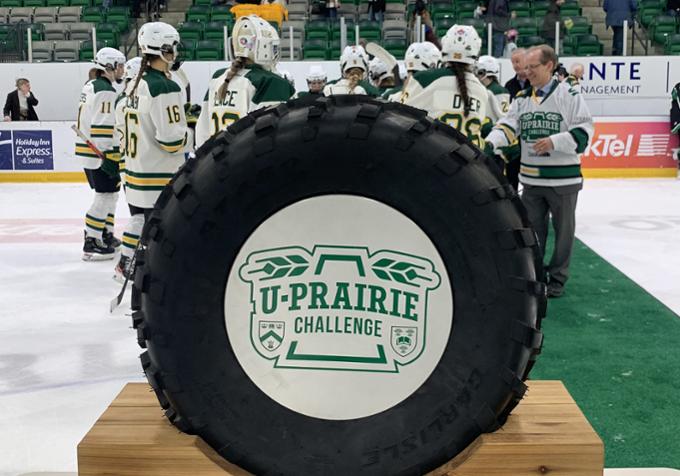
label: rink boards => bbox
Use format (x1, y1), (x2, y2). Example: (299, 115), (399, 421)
(0, 116), (677, 181)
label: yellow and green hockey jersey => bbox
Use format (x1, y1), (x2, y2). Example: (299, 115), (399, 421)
(400, 68), (489, 148)
(75, 77), (118, 170)
(122, 68), (187, 208)
(195, 64), (295, 148)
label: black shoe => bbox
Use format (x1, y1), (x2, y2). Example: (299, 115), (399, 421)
(547, 282), (564, 298)
(83, 233), (116, 261)
(113, 255), (135, 283)
(103, 229), (122, 249)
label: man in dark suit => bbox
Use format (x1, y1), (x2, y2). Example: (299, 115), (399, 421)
(3, 78), (39, 122)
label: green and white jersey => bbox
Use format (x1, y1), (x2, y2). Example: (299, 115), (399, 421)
(565, 74), (581, 93)
(123, 68), (187, 208)
(400, 68), (488, 148)
(486, 79), (510, 121)
(384, 84), (403, 101)
(114, 89), (128, 181)
(323, 78), (381, 97)
(195, 64), (295, 148)
(486, 80), (594, 187)
(75, 77), (118, 170)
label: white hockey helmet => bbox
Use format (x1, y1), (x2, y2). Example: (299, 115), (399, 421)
(368, 57), (394, 85)
(138, 22), (180, 63)
(231, 15), (280, 67)
(476, 54), (500, 79)
(404, 42), (442, 72)
(441, 24), (482, 65)
(278, 69), (295, 86)
(124, 57), (142, 81)
(340, 45), (369, 75)
(93, 47), (126, 72)
(306, 65), (327, 82)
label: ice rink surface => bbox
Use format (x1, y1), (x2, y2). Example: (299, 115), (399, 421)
(0, 179), (678, 475)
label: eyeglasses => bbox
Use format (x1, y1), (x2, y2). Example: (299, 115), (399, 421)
(526, 63), (545, 70)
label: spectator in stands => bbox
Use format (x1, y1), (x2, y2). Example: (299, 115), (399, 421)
(542, 0), (564, 49)
(603, 0), (636, 55)
(486, 0), (512, 57)
(326, 0), (340, 21)
(668, 0), (680, 16)
(367, 0), (386, 22)
(409, 0), (440, 49)
(3, 78), (39, 122)
(504, 28), (518, 57)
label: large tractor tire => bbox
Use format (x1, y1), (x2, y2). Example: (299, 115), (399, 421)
(131, 95), (546, 476)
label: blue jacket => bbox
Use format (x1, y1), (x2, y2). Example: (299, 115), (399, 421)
(603, 0), (637, 28)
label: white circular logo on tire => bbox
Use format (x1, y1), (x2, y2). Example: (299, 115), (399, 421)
(224, 195), (453, 420)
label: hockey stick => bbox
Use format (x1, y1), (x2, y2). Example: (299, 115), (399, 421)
(71, 124), (107, 160)
(364, 42), (401, 87)
(109, 242), (141, 313)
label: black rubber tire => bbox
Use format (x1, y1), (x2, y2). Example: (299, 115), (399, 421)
(131, 95), (546, 476)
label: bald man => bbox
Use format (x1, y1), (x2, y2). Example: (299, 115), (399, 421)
(565, 63), (584, 92)
(503, 48), (528, 189)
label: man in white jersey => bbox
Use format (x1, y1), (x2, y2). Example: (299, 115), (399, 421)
(486, 45), (594, 298)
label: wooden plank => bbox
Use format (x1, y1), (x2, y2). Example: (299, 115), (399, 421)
(78, 380), (604, 476)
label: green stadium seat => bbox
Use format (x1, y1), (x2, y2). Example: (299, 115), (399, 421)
(70, 0), (90, 6)
(509, 0), (531, 17)
(306, 19), (329, 40)
(178, 38), (196, 60)
(81, 6), (103, 22)
(46, 0), (69, 6)
(574, 33), (603, 55)
(25, 0), (47, 7)
(193, 0), (211, 5)
(178, 21), (204, 41)
(331, 21), (355, 40)
(358, 19), (380, 39)
(651, 14), (676, 44)
(0, 24), (12, 39)
(431, 4), (455, 16)
(78, 38), (105, 60)
(432, 10), (455, 22)
(435, 17), (457, 33)
(565, 15), (591, 35)
(560, 0), (581, 17)
(665, 33), (680, 54)
(532, 0), (550, 17)
(95, 22), (118, 44)
(195, 39), (222, 60)
(106, 5), (128, 32)
(210, 5), (232, 21)
(26, 22), (44, 39)
(517, 34), (544, 47)
(186, 4), (209, 22)
(510, 17), (538, 37)
(303, 38), (328, 59)
(203, 20), (227, 40)
(458, 17), (486, 37)
(455, 1), (478, 18)
(0, 0), (22, 7)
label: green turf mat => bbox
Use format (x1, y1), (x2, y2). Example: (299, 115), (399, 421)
(531, 238), (680, 469)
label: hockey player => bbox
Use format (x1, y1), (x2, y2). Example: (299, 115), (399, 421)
(368, 57), (396, 94)
(385, 41), (441, 101)
(297, 65), (327, 98)
(400, 25), (488, 149)
(323, 45), (381, 96)
(77, 47), (126, 261)
(485, 45), (594, 298)
(114, 56), (142, 184)
(194, 15), (294, 148)
(475, 55), (509, 140)
(114, 21), (188, 281)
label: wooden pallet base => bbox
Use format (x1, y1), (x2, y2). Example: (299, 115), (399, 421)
(78, 380), (604, 476)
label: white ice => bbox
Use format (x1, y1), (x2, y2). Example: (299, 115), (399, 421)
(0, 179), (678, 476)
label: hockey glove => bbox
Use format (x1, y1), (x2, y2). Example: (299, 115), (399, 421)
(101, 149), (121, 179)
(185, 103), (202, 129)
